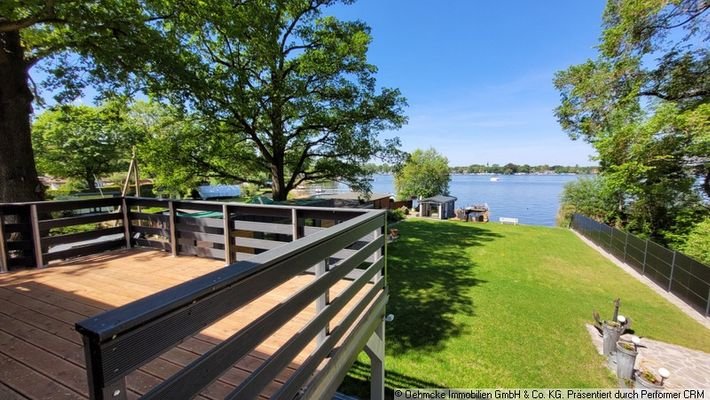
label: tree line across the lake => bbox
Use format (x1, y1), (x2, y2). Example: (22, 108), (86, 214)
(364, 163), (598, 176)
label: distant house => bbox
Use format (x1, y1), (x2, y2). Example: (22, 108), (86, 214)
(419, 195), (457, 219)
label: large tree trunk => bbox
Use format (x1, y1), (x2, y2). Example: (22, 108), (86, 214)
(270, 158), (288, 202)
(271, 150), (291, 201)
(0, 30), (43, 203)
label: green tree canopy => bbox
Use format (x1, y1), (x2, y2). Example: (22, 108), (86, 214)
(139, 0), (407, 201)
(554, 0), (709, 244)
(32, 103), (136, 190)
(128, 101), (267, 196)
(394, 148), (450, 200)
(0, 0), (175, 202)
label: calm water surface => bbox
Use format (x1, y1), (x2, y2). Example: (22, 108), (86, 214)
(370, 174), (583, 227)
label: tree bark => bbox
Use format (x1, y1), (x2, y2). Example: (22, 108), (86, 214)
(0, 30), (43, 203)
(270, 156), (288, 202)
(85, 170), (97, 191)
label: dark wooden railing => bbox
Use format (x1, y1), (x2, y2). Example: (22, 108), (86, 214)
(0, 196), (388, 399)
(0, 197), (372, 272)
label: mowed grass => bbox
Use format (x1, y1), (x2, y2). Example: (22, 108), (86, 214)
(341, 219), (710, 396)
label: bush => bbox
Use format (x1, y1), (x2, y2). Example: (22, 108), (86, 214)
(387, 208), (406, 223)
(679, 217), (710, 265)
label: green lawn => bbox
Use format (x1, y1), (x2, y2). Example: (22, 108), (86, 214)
(341, 219), (710, 396)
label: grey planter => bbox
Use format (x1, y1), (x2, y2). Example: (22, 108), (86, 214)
(635, 371), (663, 390)
(602, 322), (623, 356)
(615, 342), (637, 380)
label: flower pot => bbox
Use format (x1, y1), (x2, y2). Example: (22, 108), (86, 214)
(635, 370), (663, 390)
(602, 322), (623, 356)
(615, 341), (638, 380)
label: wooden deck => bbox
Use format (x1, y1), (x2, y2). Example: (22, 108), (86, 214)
(0, 248), (362, 399)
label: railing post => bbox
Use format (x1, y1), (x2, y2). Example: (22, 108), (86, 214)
(0, 212), (7, 273)
(291, 208), (299, 241)
(122, 198), (132, 249)
(81, 335), (127, 400)
(373, 221), (384, 281)
(315, 258), (329, 346)
(364, 318), (385, 400)
(642, 239), (649, 275)
(223, 204), (234, 265)
(30, 204), (44, 268)
(168, 200), (177, 256)
(668, 251), (676, 292)
(622, 231), (629, 263)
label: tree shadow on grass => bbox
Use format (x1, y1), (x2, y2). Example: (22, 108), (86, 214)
(386, 219), (502, 354)
(340, 359), (445, 399)
(339, 220), (502, 398)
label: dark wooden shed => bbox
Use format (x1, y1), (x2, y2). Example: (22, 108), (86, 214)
(418, 195), (457, 219)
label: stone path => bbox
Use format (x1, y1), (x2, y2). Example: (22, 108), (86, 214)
(586, 324), (710, 388)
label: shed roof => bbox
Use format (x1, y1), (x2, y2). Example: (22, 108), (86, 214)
(420, 195), (457, 203)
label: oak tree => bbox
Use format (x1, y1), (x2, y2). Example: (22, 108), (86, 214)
(0, 0), (170, 202)
(142, 0), (407, 201)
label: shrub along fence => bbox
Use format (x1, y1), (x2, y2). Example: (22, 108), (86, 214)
(571, 213), (710, 317)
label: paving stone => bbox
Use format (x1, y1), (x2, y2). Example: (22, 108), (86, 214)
(586, 324), (710, 389)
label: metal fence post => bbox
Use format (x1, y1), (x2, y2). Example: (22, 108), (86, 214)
(668, 251), (676, 292)
(642, 239), (649, 275)
(623, 231), (629, 263)
(609, 228), (614, 251)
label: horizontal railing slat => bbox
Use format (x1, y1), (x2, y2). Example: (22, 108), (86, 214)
(132, 226), (169, 237)
(177, 244), (224, 259)
(232, 220), (292, 235)
(231, 237), (286, 251)
(44, 226), (124, 247)
(176, 230), (224, 243)
(128, 212), (169, 224)
(44, 239), (125, 262)
(39, 212), (122, 230)
(133, 238), (171, 252)
(175, 217), (223, 229)
(35, 197), (121, 213)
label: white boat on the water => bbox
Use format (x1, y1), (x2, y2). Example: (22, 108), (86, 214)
(489, 176), (500, 182)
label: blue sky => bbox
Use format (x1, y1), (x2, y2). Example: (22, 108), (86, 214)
(329, 0), (607, 166)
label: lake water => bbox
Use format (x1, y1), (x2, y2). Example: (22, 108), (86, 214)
(370, 174), (582, 226)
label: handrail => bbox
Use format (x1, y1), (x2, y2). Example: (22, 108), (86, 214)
(0, 196), (372, 269)
(75, 208), (387, 400)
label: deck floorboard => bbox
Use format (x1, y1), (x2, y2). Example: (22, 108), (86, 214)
(0, 248), (358, 399)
